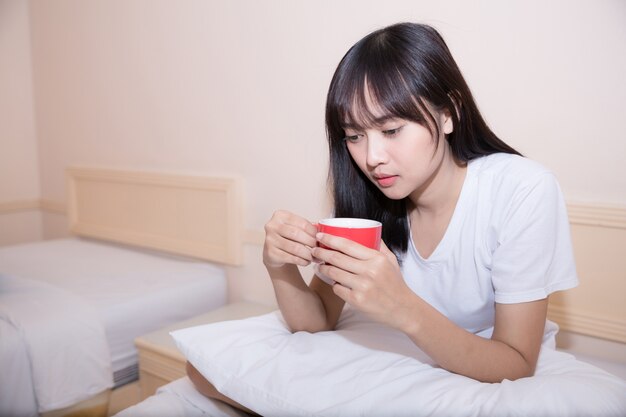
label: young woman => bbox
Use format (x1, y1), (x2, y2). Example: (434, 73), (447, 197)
(188, 22), (578, 410)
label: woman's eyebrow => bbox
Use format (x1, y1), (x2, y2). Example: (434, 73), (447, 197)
(372, 116), (397, 126)
(340, 122), (359, 130)
(341, 116), (396, 130)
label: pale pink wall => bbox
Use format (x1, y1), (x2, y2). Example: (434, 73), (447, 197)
(28, 0), (626, 228)
(0, 0), (42, 244)
(23, 0), (626, 302)
(0, 0), (38, 200)
(1, 0), (623, 364)
(3, 0), (625, 298)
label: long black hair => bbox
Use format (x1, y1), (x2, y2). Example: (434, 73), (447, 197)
(325, 22), (520, 255)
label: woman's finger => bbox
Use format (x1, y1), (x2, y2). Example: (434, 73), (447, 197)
(331, 281), (352, 302)
(315, 262), (358, 290)
(311, 245), (359, 273)
(267, 245), (312, 267)
(272, 234), (314, 262)
(275, 223), (318, 248)
(379, 240), (398, 263)
(315, 232), (377, 260)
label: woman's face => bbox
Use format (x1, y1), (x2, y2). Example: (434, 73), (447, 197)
(342, 104), (454, 202)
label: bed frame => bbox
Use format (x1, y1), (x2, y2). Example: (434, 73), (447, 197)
(39, 167), (245, 417)
(548, 204), (626, 344)
(67, 167), (244, 265)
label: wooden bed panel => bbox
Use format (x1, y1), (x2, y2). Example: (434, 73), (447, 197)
(548, 204), (626, 343)
(67, 167), (243, 265)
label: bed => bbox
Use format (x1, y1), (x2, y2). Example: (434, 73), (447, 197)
(116, 307), (626, 417)
(114, 203), (626, 417)
(0, 167), (244, 417)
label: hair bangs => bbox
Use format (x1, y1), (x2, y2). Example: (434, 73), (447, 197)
(331, 59), (437, 138)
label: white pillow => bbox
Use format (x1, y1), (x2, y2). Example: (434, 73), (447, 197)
(171, 307), (626, 417)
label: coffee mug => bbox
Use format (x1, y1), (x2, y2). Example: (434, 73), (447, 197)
(317, 218), (382, 250)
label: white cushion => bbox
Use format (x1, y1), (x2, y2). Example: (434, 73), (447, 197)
(171, 307), (626, 417)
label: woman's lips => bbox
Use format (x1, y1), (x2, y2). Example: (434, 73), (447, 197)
(374, 175), (397, 187)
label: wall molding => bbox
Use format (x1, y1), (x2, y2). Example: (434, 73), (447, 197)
(567, 203), (626, 229)
(241, 202), (626, 245)
(0, 199), (67, 215)
(241, 203), (626, 243)
(2, 199), (626, 243)
(4, 200), (625, 229)
(548, 304), (626, 344)
(0, 199), (40, 213)
(40, 199), (67, 214)
(0, 198), (264, 245)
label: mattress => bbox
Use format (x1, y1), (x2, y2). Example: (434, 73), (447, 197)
(115, 377), (245, 417)
(0, 237), (228, 386)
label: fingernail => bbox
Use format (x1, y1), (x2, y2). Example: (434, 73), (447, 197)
(316, 232), (324, 240)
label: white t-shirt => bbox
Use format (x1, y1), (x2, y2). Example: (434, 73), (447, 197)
(399, 153), (578, 337)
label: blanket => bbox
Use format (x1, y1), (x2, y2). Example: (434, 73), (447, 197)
(0, 273), (113, 415)
(115, 377), (246, 417)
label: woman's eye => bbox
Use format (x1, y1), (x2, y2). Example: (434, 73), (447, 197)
(344, 134), (362, 143)
(383, 126), (403, 136)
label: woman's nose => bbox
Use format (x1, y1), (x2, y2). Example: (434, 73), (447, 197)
(366, 135), (388, 167)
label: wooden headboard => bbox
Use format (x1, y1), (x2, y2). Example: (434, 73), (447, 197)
(67, 167), (243, 265)
(548, 204), (626, 344)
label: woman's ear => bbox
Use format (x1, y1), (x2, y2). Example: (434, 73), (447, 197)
(443, 91), (461, 135)
(442, 108), (454, 134)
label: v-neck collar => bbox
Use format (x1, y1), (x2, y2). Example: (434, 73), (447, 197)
(408, 157), (482, 265)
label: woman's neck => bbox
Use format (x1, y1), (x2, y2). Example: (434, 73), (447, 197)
(409, 148), (467, 218)
(407, 148), (467, 259)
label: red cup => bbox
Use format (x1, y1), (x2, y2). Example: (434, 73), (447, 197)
(317, 218), (382, 250)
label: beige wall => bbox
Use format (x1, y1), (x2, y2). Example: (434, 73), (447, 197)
(26, 0), (626, 215)
(1, 0), (625, 303)
(6, 1), (626, 215)
(0, 0), (42, 244)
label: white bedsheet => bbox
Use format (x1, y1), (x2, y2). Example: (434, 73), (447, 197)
(166, 308), (626, 417)
(0, 238), (227, 375)
(0, 274), (113, 415)
(0, 237), (227, 415)
(115, 378), (245, 417)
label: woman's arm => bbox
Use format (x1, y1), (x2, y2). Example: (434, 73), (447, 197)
(313, 232), (547, 382)
(268, 265), (344, 332)
(264, 211), (345, 333)
(401, 296), (547, 382)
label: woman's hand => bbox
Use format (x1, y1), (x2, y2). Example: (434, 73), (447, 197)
(311, 233), (417, 330)
(263, 210), (318, 269)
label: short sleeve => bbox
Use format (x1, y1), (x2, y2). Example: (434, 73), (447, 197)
(491, 172), (578, 304)
(315, 267), (335, 285)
